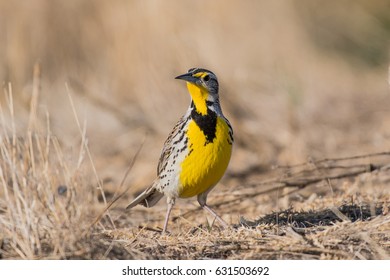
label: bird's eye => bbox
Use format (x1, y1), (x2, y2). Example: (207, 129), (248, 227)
(203, 75), (210, 82)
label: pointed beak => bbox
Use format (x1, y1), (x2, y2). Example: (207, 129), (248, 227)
(175, 72), (198, 84)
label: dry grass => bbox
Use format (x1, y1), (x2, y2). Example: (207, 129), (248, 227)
(0, 0), (390, 259)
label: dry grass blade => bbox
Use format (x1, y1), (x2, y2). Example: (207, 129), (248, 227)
(329, 206), (351, 223)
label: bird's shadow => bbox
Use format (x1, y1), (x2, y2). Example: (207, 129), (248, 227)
(239, 203), (384, 228)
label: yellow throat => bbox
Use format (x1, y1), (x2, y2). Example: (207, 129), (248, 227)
(186, 82), (208, 115)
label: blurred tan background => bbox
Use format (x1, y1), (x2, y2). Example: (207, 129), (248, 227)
(1, 0), (390, 189)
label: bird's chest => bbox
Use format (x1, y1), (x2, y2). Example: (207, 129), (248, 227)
(178, 117), (232, 198)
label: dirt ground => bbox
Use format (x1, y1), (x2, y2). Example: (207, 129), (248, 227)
(0, 0), (389, 259)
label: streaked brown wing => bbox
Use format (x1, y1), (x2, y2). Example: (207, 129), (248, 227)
(157, 114), (189, 175)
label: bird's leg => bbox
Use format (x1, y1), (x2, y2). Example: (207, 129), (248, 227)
(197, 193), (228, 229)
(162, 197), (175, 235)
(202, 204), (228, 229)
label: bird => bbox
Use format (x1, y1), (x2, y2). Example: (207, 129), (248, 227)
(127, 68), (233, 234)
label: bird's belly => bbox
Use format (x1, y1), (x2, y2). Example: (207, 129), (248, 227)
(178, 117), (232, 198)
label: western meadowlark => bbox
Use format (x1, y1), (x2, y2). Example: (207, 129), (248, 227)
(127, 68), (233, 234)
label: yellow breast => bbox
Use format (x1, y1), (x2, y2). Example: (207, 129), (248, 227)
(178, 116), (232, 198)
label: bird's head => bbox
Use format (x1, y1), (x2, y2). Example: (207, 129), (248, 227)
(175, 68), (219, 115)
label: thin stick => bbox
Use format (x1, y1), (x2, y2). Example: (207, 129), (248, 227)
(276, 152), (390, 169)
(85, 137), (145, 233)
(65, 83), (114, 227)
